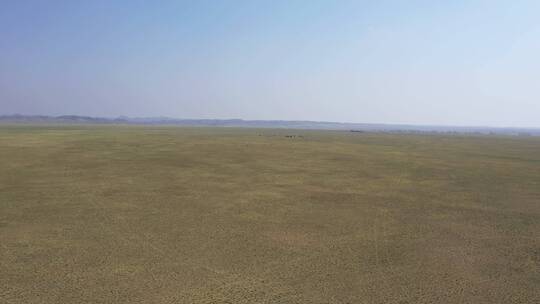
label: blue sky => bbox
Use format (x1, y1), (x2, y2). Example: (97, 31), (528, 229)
(1, 0), (539, 127)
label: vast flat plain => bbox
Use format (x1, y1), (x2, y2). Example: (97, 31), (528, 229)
(1, 125), (539, 303)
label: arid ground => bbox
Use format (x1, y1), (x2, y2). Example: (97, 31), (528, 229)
(1, 125), (539, 303)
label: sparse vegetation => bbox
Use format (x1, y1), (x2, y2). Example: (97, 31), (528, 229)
(1, 125), (539, 303)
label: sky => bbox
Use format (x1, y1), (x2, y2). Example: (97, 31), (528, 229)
(1, 0), (539, 127)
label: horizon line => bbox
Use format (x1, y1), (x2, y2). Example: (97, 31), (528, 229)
(1, 113), (540, 130)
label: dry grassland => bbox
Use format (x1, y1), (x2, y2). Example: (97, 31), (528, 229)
(1, 125), (539, 303)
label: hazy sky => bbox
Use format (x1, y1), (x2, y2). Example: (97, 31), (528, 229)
(1, 1), (539, 127)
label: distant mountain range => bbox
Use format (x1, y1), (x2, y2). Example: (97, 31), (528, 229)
(1, 114), (539, 136)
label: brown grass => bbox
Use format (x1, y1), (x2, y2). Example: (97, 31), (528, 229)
(1, 125), (539, 303)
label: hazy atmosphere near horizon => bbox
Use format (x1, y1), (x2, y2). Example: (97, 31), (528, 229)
(1, 0), (539, 127)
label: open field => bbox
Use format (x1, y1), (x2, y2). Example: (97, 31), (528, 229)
(1, 125), (539, 303)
